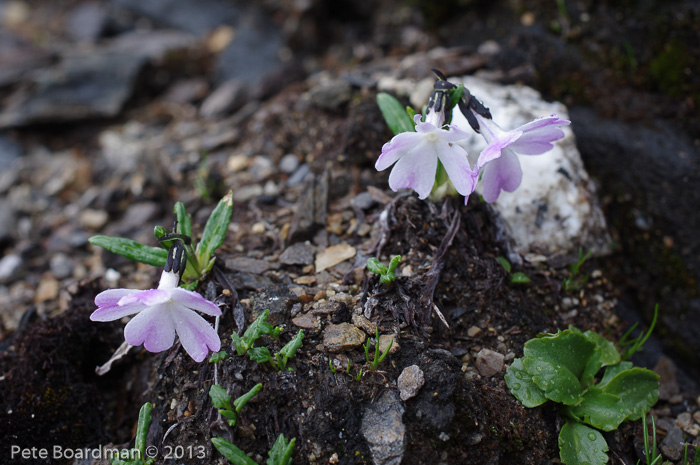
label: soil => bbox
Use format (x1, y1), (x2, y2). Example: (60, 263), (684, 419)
(1, 1), (699, 465)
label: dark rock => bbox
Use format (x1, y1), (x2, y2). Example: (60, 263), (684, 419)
(279, 242), (315, 266)
(199, 80), (248, 118)
(108, 202), (160, 237)
(351, 191), (375, 211)
(49, 253), (75, 280)
(0, 30), (53, 87)
(660, 425), (684, 461)
(0, 51), (147, 127)
(107, 29), (199, 61)
(162, 78), (209, 104)
(411, 349), (460, 431)
(0, 200), (15, 244)
(309, 78), (352, 110)
(224, 256), (277, 275)
(65, 3), (110, 43)
(288, 170), (328, 243)
(361, 389), (406, 465)
(0, 135), (22, 171)
(285, 163), (310, 187)
(250, 285), (297, 327)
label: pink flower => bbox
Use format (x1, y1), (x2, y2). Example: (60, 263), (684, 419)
(471, 113), (570, 203)
(91, 270), (221, 362)
(376, 114), (478, 200)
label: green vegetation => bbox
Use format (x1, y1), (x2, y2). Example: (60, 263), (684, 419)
(366, 255), (402, 285)
(363, 328), (393, 371)
(111, 403), (155, 465)
(212, 434), (295, 465)
(496, 256), (531, 284)
(209, 383), (262, 428)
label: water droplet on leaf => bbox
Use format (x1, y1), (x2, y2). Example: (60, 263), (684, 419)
(587, 433), (597, 441)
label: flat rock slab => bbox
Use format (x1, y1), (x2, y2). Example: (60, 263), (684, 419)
(0, 51), (147, 128)
(361, 389), (406, 465)
(448, 76), (612, 262)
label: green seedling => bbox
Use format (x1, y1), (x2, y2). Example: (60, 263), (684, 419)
(209, 383), (262, 428)
(111, 403), (155, 465)
(232, 310), (280, 355)
(355, 368), (363, 381)
(562, 248), (592, 291)
(212, 433), (295, 465)
(363, 328), (393, 371)
(496, 256), (531, 284)
(329, 359), (336, 373)
(209, 350), (229, 364)
(636, 409), (699, 465)
(619, 305), (658, 361)
(90, 191), (233, 287)
(248, 329), (304, 371)
(505, 328), (659, 465)
(366, 255), (402, 285)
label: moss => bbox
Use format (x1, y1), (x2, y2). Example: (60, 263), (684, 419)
(649, 40), (691, 98)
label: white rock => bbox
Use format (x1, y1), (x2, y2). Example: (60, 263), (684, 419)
(449, 76), (611, 261)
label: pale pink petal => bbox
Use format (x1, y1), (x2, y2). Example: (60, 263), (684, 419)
(170, 288), (222, 316)
(119, 289), (171, 306)
(376, 131), (424, 171)
(388, 139), (438, 199)
(481, 149), (523, 203)
(510, 116), (569, 155)
(437, 143), (478, 197)
(477, 130), (522, 169)
(95, 289), (141, 308)
(124, 305), (176, 353)
(171, 306), (221, 362)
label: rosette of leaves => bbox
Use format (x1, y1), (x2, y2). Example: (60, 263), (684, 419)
(505, 328), (659, 465)
(89, 192), (233, 289)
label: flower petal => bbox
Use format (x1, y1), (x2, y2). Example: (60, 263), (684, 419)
(477, 130), (522, 169)
(509, 115), (569, 155)
(388, 139), (438, 199)
(376, 131), (423, 171)
(91, 289), (144, 321)
(437, 142), (478, 197)
(94, 288), (141, 308)
(481, 149), (523, 203)
(170, 288), (222, 316)
(124, 305), (176, 353)
(172, 306), (221, 362)
(120, 289), (171, 306)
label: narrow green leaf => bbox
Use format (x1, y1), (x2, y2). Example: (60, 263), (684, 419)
(233, 383), (262, 413)
(135, 402), (153, 456)
(89, 235), (168, 267)
(523, 356), (584, 406)
(387, 255), (402, 274)
(197, 191), (233, 268)
(568, 387), (627, 431)
(496, 256), (511, 273)
(366, 257), (387, 275)
(558, 421), (609, 465)
(379, 272), (396, 284)
(602, 367), (659, 421)
(505, 358), (548, 408)
(510, 272), (531, 284)
(524, 329), (596, 380)
(174, 202), (193, 239)
(267, 434), (296, 465)
(211, 437), (257, 465)
(209, 384), (232, 410)
(242, 310), (274, 349)
(377, 92), (415, 135)
(280, 330), (304, 360)
(220, 409), (238, 427)
(597, 361), (633, 389)
(248, 346), (272, 364)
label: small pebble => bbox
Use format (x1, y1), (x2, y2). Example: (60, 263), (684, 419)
(398, 365), (425, 401)
(279, 153), (299, 174)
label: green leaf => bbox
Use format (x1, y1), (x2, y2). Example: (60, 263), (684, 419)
(446, 84), (465, 114)
(379, 272), (396, 284)
(135, 402), (153, 457)
(377, 92), (415, 135)
(581, 331), (620, 385)
(568, 387), (628, 431)
(89, 235), (168, 267)
(496, 256), (511, 273)
(524, 329), (596, 380)
(505, 358), (548, 408)
(387, 255), (402, 274)
(597, 361), (634, 389)
(523, 356), (584, 406)
(280, 330), (304, 360)
(174, 202), (193, 239)
(209, 384), (232, 410)
(510, 272), (531, 284)
(558, 421), (609, 465)
(248, 347), (272, 364)
(211, 437), (257, 465)
(209, 350), (229, 363)
(196, 191), (233, 269)
(266, 434), (296, 465)
(220, 409), (238, 426)
(602, 367), (659, 421)
(366, 257), (387, 275)
(233, 383), (262, 413)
